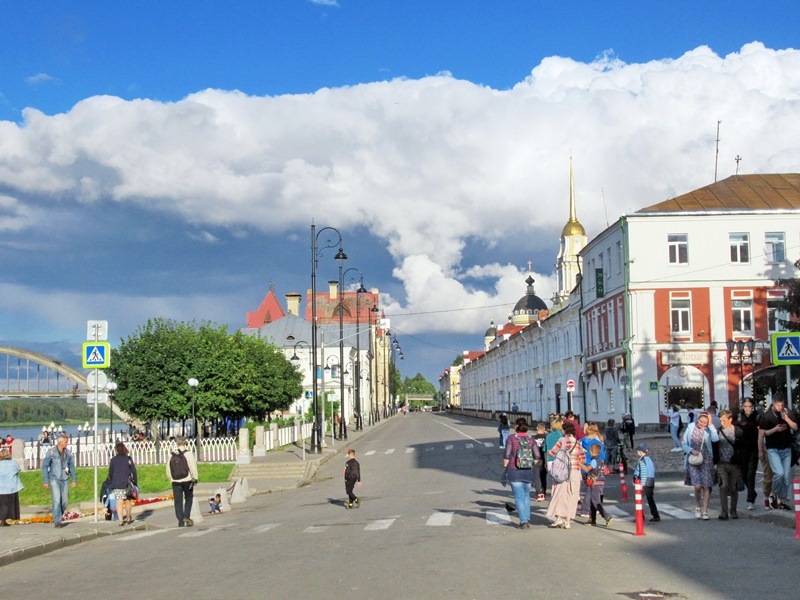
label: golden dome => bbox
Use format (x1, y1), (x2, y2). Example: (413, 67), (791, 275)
(561, 219), (585, 237)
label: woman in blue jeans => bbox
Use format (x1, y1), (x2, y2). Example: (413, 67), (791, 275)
(502, 418), (540, 529)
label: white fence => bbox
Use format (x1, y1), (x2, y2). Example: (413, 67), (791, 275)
(24, 422), (316, 470)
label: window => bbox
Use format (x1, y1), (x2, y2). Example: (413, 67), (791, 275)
(768, 291), (788, 333)
(668, 234), (688, 264)
(670, 296), (691, 335)
(730, 233), (750, 263)
(766, 232), (786, 263)
(732, 297), (753, 333)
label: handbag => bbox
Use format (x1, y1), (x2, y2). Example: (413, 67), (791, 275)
(125, 480), (139, 500)
(688, 452), (703, 466)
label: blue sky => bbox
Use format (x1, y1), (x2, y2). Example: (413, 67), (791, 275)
(1, 0), (799, 386)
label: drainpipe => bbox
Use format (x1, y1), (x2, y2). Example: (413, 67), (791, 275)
(621, 215), (634, 416)
(577, 261), (587, 420)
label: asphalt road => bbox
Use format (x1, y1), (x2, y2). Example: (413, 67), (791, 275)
(2, 413), (799, 600)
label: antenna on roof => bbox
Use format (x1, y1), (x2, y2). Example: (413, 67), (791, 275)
(714, 120), (722, 182)
(735, 155), (742, 177)
(601, 187), (609, 228)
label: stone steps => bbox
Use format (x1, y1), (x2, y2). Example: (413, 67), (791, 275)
(230, 462), (308, 480)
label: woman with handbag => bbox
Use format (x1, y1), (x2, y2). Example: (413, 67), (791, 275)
(107, 442), (138, 526)
(681, 412), (719, 520)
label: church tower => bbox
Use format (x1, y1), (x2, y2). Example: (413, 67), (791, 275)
(554, 155), (587, 303)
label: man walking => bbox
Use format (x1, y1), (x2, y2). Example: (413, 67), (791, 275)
(166, 436), (198, 527)
(758, 394), (798, 510)
(42, 433), (77, 528)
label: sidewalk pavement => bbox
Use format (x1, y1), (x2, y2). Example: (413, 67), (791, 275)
(0, 418), (388, 567)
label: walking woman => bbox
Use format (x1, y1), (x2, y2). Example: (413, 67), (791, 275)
(681, 412), (719, 520)
(0, 447), (23, 525)
(502, 418), (539, 529)
(107, 442), (138, 525)
(546, 421), (585, 529)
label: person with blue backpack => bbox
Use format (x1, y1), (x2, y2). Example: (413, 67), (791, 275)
(501, 418), (540, 529)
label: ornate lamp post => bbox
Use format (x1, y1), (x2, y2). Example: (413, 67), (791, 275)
(105, 381), (118, 441)
(290, 340), (312, 416)
(726, 338), (758, 410)
(187, 378), (199, 453)
(370, 305), (380, 424)
(311, 224), (346, 453)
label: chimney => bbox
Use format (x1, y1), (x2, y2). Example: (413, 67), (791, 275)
(328, 280), (338, 300)
(285, 293), (301, 316)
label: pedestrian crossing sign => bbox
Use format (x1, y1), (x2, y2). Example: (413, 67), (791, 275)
(771, 332), (800, 365)
(82, 341), (110, 368)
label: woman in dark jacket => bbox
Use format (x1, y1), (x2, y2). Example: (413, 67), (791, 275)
(107, 442), (137, 525)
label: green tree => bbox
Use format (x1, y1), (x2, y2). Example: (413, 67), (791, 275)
(775, 258), (800, 331)
(452, 354), (464, 366)
(402, 373), (435, 395)
(107, 318), (302, 432)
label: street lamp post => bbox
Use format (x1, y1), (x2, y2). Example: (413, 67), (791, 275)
(726, 338), (757, 410)
(290, 340), (312, 460)
(370, 305), (380, 424)
(311, 223), (346, 453)
(341, 267), (365, 434)
(105, 381), (118, 441)
(187, 378), (199, 455)
(324, 355), (341, 443)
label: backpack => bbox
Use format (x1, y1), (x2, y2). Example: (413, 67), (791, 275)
(551, 440), (576, 483)
(169, 450), (190, 480)
(514, 435), (534, 469)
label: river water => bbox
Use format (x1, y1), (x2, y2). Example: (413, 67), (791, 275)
(1, 423), (129, 442)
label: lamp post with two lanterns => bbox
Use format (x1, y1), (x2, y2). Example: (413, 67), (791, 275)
(290, 340), (312, 460)
(726, 338), (758, 411)
(188, 378), (199, 453)
(310, 224), (347, 453)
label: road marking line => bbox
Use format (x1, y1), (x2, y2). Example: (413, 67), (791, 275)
(364, 450), (376, 456)
(483, 442), (493, 447)
(604, 505), (634, 521)
(364, 519), (395, 531)
(405, 448), (414, 453)
(116, 530), (171, 542)
(426, 512), (454, 527)
(431, 418), (488, 444)
(465, 443), (474, 448)
(304, 525), (330, 533)
(254, 523), (281, 533)
(658, 503), (695, 519)
(426, 447), (434, 451)
(445, 444), (453, 450)
(385, 448), (395, 454)
(486, 510), (512, 525)
(179, 525), (229, 537)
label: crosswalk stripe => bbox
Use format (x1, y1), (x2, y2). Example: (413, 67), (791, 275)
(445, 444), (453, 450)
(483, 442), (493, 447)
(179, 525), (229, 537)
(465, 443), (474, 448)
(426, 447), (434, 451)
(304, 525), (330, 533)
(364, 450), (376, 456)
(604, 505), (634, 521)
(658, 503), (695, 520)
(405, 448), (414, 453)
(254, 523), (281, 533)
(385, 448), (395, 454)
(426, 512), (454, 527)
(117, 530), (171, 542)
(365, 519), (395, 531)
(486, 510), (512, 525)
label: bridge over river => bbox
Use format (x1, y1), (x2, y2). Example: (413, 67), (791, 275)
(0, 345), (131, 423)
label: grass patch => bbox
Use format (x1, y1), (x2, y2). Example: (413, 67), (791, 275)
(18, 462), (234, 506)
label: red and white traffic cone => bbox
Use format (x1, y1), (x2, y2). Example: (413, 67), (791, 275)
(634, 479), (645, 537)
(793, 478), (800, 540)
(619, 463), (629, 501)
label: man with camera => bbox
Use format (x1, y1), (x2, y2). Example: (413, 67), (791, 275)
(758, 394), (798, 511)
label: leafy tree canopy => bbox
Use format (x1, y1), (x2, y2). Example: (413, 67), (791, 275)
(775, 258), (800, 331)
(401, 373), (435, 395)
(107, 318), (302, 428)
